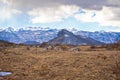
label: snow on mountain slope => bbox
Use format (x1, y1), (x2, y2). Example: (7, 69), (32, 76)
(0, 27), (120, 44)
(75, 31), (120, 43)
(0, 27), (58, 44)
(24, 27), (50, 31)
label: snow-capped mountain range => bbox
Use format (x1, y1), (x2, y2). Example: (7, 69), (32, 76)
(0, 27), (120, 44)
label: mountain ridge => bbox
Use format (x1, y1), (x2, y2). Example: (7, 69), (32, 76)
(48, 29), (103, 45)
(0, 27), (120, 44)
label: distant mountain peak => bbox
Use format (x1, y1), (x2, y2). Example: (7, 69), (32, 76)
(24, 27), (50, 31)
(67, 28), (78, 33)
(48, 29), (103, 45)
(4, 27), (14, 32)
(58, 29), (74, 37)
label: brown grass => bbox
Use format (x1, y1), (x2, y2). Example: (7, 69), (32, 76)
(112, 52), (120, 80)
(0, 45), (120, 80)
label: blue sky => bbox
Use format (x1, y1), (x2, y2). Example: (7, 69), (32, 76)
(0, 0), (120, 32)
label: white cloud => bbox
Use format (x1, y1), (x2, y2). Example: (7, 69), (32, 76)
(28, 5), (79, 23)
(0, 0), (12, 5)
(0, 0), (120, 28)
(74, 7), (120, 27)
(0, 0), (22, 22)
(0, 7), (21, 22)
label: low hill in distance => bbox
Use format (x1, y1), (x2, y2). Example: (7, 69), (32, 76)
(0, 40), (15, 47)
(23, 41), (40, 45)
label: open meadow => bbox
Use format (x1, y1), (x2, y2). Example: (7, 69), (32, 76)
(0, 45), (120, 80)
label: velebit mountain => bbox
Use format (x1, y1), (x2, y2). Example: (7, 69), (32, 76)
(0, 27), (120, 45)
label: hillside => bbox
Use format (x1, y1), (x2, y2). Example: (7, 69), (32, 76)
(0, 40), (14, 47)
(48, 29), (103, 45)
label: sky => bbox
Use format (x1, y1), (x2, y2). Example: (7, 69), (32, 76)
(0, 0), (120, 32)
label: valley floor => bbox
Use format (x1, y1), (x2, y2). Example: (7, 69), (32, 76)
(0, 46), (120, 80)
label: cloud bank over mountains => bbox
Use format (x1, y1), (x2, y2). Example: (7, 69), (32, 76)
(0, 0), (120, 27)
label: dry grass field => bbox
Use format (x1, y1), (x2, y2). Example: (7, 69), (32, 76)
(0, 45), (120, 80)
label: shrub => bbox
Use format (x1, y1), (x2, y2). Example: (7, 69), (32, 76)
(90, 45), (96, 49)
(60, 45), (69, 51)
(40, 42), (48, 47)
(26, 47), (30, 50)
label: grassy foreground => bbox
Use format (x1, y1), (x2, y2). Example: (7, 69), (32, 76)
(0, 45), (120, 80)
